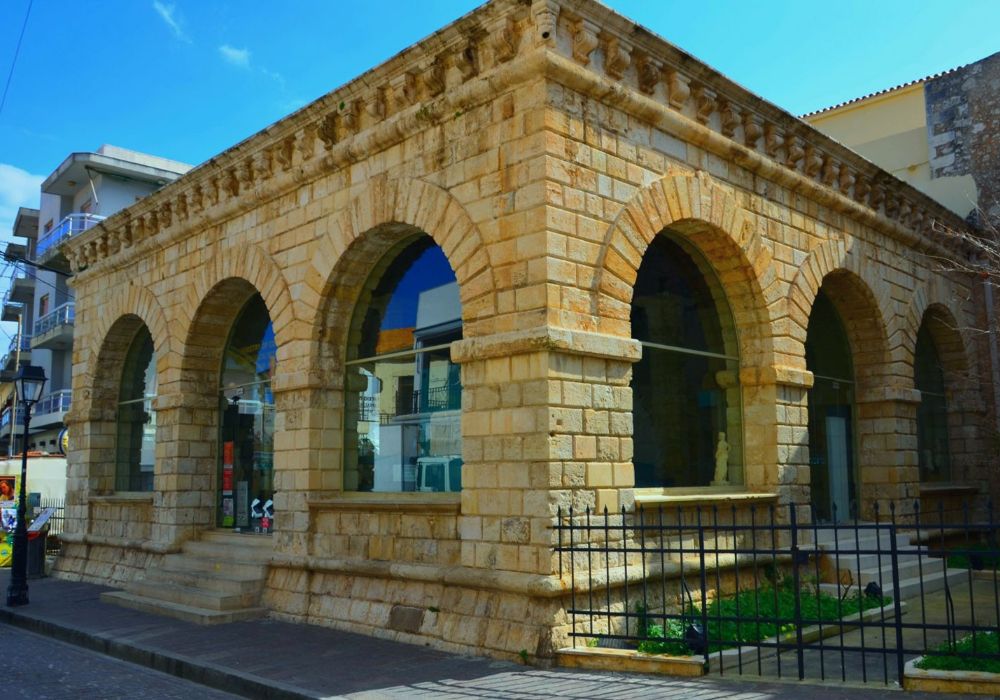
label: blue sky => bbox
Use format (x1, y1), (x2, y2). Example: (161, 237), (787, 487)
(0, 0), (998, 265)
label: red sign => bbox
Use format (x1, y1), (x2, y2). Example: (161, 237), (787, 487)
(222, 465), (233, 492)
(223, 441), (234, 467)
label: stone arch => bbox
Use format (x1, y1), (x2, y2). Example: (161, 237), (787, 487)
(305, 177), (495, 335)
(77, 286), (168, 495)
(906, 283), (979, 487)
(298, 177), (491, 496)
(903, 280), (972, 382)
(593, 172), (781, 370)
(786, 238), (898, 380)
(179, 242), (298, 357)
(83, 285), (170, 415)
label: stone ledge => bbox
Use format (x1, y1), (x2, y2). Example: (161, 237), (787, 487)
(918, 483), (978, 497)
(270, 552), (569, 598)
(903, 657), (1000, 695)
(58, 532), (179, 554)
(555, 647), (705, 676)
(87, 493), (155, 504)
(307, 493), (461, 513)
(739, 365), (814, 389)
(634, 490), (779, 508)
(452, 326), (642, 364)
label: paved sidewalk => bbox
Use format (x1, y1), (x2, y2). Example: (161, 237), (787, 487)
(0, 572), (968, 699)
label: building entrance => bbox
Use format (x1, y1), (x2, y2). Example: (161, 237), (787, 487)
(217, 294), (276, 532)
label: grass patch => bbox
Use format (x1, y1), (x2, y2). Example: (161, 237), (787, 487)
(947, 543), (1000, 571)
(915, 631), (1000, 674)
(636, 583), (891, 656)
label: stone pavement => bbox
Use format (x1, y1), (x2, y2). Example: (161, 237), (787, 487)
(0, 571), (970, 699)
(3, 624), (242, 700)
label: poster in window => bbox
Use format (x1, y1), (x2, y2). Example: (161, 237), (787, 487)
(0, 475), (16, 504)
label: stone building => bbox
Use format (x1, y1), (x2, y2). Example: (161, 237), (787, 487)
(54, 0), (991, 660)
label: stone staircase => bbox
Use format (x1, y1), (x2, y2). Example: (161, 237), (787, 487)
(101, 530), (273, 624)
(815, 526), (966, 601)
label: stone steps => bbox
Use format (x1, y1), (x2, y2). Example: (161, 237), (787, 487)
(100, 591), (268, 625)
(816, 526), (966, 599)
(101, 530), (273, 625)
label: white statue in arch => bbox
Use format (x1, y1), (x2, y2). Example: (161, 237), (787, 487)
(712, 431), (730, 486)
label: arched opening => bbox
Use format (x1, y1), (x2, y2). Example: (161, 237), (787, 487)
(915, 315), (952, 483)
(344, 235), (463, 493)
(115, 325), (157, 492)
(217, 294), (276, 530)
(630, 232), (743, 489)
(806, 289), (857, 521)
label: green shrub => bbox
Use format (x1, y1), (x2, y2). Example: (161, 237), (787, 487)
(637, 582), (890, 656)
(915, 631), (1000, 674)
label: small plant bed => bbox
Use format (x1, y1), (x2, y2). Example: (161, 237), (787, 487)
(947, 543), (1000, 572)
(915, 631), (1000, 674)
(637, 583), (892, 656)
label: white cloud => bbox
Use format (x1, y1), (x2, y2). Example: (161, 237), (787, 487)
(219, 44), (251, 69)
(0, 163), (43, 238)
(152, 1), (190, 42)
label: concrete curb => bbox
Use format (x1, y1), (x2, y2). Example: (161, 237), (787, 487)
(0, 606), (322, 700)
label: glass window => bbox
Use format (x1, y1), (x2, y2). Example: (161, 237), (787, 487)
(218, 294), (276, 530)
(806, 290), (857, 522)
(116, 326), (156, 491)
(915, 321), (950, 482)
(345, 238), (463, 493)
(630, 234), (742, 488)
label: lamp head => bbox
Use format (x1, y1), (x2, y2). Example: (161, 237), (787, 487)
(14, 365), (46, 406)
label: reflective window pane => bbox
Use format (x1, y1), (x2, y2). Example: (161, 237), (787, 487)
(218, 294), (276, 529)
(116, 326), (156, 492)
(630, 234), (742, 488)
(915, 321), (950, 481)
(346, 238), (463, 493)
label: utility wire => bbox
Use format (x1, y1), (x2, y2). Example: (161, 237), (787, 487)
(0, 0), (33, 118)
(10, 260), (73, 301)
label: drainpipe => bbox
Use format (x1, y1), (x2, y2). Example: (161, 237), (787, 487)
(984, 280), (1000, 435)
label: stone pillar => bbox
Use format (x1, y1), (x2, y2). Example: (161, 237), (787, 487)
(741, 366), (812, 522)
(856, 387), (921, 521)
(149, 390), (216, 547)
(452, 328), (640, 577)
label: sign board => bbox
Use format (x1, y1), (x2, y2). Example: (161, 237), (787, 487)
(28, 507), (55, 532)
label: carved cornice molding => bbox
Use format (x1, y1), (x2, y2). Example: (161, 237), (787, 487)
(66, 0), (970, 278)
(66, 1), (540, 276)
(551, 1), (967, 246)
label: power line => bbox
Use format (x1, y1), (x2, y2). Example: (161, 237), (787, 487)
(0, 0), (33, 118)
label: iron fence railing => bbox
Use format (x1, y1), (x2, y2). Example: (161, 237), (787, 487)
(36, 213), (105, 258)
(554, 499), (1000, 685)
(33, 302), (75, 337)
(34, 497), (64, 553)
(7, 333), (30, 355)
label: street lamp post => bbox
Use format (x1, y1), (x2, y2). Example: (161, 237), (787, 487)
(6, 365), (47, 607)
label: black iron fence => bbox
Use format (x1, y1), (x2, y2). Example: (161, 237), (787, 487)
(35, 497), (64, 553)
(554, 500), (1000, 685)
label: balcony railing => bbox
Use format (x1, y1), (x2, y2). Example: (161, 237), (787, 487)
(36, 213), (105, 258)
(33, 302), (75, 337)
(35, 390), (72, 416)
(7, 333), (31, 355)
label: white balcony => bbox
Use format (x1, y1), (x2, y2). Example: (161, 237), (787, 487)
(36, 213), (105, 260)
(30, 390), (72, 428)
(32, 302), (75, 351)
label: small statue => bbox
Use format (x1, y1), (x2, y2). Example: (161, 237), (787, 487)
(712, 432), (729, 486)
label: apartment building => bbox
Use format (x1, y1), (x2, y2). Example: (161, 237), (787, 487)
(1, 146), (190, 459)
